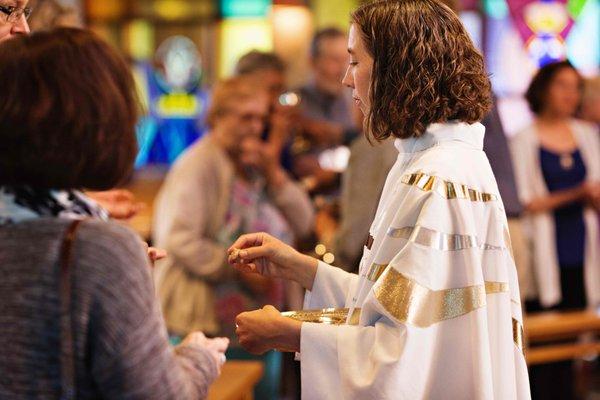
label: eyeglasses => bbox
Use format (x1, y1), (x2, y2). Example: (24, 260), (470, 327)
(0, 4), (32, 24)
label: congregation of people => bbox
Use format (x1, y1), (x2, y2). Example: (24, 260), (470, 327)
(1, 0), (599, 399)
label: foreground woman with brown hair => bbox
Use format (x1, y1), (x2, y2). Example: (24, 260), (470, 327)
(230, 1), (530, 398)
(0, 28), (227, 399)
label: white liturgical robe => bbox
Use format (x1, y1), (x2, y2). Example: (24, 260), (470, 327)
(298, 122), (530, 399)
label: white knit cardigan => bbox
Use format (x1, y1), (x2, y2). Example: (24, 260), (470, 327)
(510, 119), (600, 308)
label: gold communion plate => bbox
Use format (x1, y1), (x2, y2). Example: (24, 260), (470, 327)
(281, 308), (359, 325)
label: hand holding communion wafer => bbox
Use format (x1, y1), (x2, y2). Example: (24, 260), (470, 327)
(228, 232), (319, 291)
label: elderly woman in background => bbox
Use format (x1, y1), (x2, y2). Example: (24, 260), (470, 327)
(153, 76), (314, 399)
(0, 28), (227, 399)
(511, 60), (600, 400)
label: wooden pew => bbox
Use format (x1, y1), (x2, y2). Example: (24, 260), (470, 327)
(207, 361), (264, 400)
(525, 311), (600, 365)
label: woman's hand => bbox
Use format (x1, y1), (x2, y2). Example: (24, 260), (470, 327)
(180, 332), (229, 373)
(235, 305), (302, 354)
(228, 232), (318, 290)
(239, 138), (287, 189)
(148, 247), (167, 264)
(582, 181), (600, 210)
(142, 243), (167, 267)
(86, 189), (145, 220)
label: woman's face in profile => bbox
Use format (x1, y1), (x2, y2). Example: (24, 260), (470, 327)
(342, 24), (373, 116)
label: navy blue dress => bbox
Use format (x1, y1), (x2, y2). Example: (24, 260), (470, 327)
(539, 147), (587, 309)
(527, 148), (588, 400)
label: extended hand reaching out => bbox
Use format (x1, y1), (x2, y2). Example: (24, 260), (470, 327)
(228, 232), (318, 291)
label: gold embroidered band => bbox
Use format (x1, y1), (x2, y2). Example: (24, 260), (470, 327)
(485, 281), (510, 294)
(513, 318), (525, 355)
(374, 268), (509, 327)
(282, 274), (510, 330)
(387, 225), (505, 251)
(401, 172), (497, 202)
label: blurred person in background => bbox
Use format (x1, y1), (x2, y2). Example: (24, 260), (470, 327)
(0, 28), (227, 399)
(298, 27), (359, 148)
(235, 50), (286, 108)
(235, 50), (299, 175)
(293, 27), (360, 197)
(511, 60), (600, 400)
(581, 76), (600, 127)
(28, 0), (81, 31)
(234, 51), (310, 398)
(153, 77), (314, 400)
(234, 51), (315, 293)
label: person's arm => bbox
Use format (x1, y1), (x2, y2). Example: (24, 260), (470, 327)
(235, 249), (528, 399)
(85, 223), (225, 399)
(233, 187), (530, 399)
(524, 184), (586, 214)
(229, 232), (359, 312)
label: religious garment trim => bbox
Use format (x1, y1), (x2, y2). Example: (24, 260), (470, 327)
(366, 263), (388, 282)
(365, 262), (512, 292)
(401, 172), (498, 202)
(504, 226), (515, 259)
(513, 318), (525, 355)
(387, 225), (507, 252)
(484, 281), (510, 294)
(374, 268), (509, 328)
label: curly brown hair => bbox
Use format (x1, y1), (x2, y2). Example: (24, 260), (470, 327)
(351, 0), (491, 140)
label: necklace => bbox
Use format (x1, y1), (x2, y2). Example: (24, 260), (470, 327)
(560, 153), (574, 170)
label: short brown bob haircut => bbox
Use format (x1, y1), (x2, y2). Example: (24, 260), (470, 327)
(351, 0), (491, 140)
(0, 28), (139, 190)
(525, 60), (582, 115)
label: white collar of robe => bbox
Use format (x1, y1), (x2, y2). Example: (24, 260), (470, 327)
(394, 121), (485, 154)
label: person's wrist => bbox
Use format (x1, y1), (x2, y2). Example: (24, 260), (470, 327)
(291, 252), (318, 291)
(274, 316), (302, 353)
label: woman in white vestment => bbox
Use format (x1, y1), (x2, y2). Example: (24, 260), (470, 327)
(229, 1), (531, 398)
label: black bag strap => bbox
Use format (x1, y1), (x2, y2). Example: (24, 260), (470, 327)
(59, 219), (84, 400)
